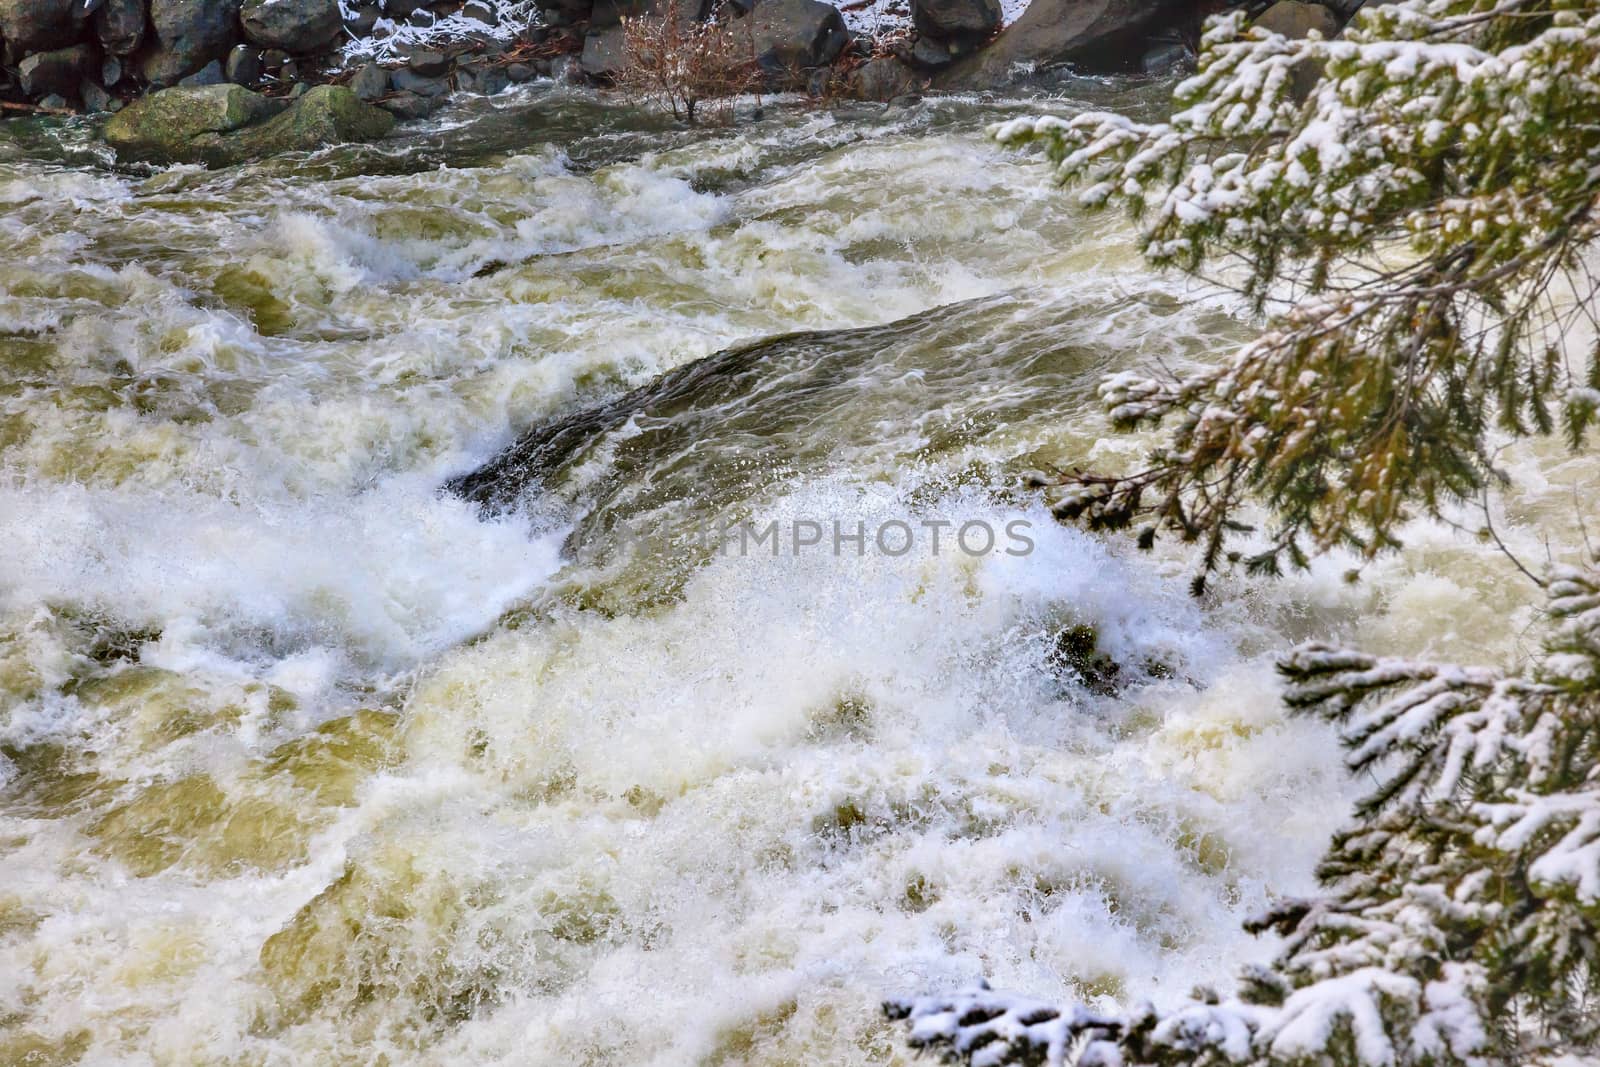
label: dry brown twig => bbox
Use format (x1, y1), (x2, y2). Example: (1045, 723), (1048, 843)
(613, 0), (760, 123)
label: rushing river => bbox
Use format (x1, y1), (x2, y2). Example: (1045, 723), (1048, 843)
(0, 81), (1573, 1065)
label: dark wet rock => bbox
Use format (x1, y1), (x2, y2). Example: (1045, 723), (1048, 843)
(505, 61), (537, 81)
(912, 0), (999, 43)
(552, 54), (584, 82)
(845, 55), (918, 100)
(81, 78), (115, 112)
(1139, 37), (1191, 75)
(1321, 0), (1367, 18)
(143, 0), (242, 86)
(1254, 0), (1339, 37)
(910, 35), (956, 67)
(178, 58), (226, 87)
(463, 0), (497, 21)
(457, 58), (509, 95)
(19, 44), (96, 100)
(886, 90), (921, 108)
(935, 0), (1188, 86)
(261, 48), (290, 70)
(104, 83), (392, 165)
(345, 2), (381, 35)
(406, 49), (451, 76)
(0, 0), (85, 57)
(101, 54), (122, 86)
(579, 24), (625, 77)
(288, 80), (308, 97)
(536, 0), (594, 25)
(226, 44), (263, 84)
(377, 89), (437, 119)
(744, 0), (848, 78)
(93, 0), (146, 56)
(349, 61), (389, 99)
(590, 0), (643, 22)
(391, 67), (449, 96)
(241, 0), (343, 53)
(38, 92), (71, 110)
(1047, 625), (1122, 696)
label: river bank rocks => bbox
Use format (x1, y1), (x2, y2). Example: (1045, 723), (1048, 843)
(104, 82), (393, 163)
(0, 0), (1363, 145)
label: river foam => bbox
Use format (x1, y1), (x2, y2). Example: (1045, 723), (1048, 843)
(0, 87), (1564, 1065)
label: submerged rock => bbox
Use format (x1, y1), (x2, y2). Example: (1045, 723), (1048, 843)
(104, 84), (393, 165)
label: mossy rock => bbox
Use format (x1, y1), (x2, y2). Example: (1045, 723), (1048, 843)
(103, 84), (394, 166)
(103, 84), (283, 158)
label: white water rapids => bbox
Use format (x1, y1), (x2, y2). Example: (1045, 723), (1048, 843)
(0, 83), (1576, 1065)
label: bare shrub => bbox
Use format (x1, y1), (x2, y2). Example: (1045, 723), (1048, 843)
(614, 0), (760, 123)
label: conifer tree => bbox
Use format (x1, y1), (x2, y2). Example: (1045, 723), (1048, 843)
(889, 0), (1600, 1062)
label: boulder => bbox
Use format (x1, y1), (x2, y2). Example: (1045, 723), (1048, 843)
(19, 44), (97, 100)
(536, 0), (595, 26)
(911, 36), (957, 67)
(105, 83), (282, 153)
(934, 0), (1187, 86)
(94, 0), (148, 57)
(81, 79), (116, 112)
(244, 83), (394, 154)
(142, 0), (243, 85)
(348, 61), (389, 100)
(1139, 36), (1190, 75)
(179, 58), (226, 86)
(846, 54), (918, 100)
(744, 0), (848, 76)
(1253, 0), (1339, 37)
(462, 0), (497, 21)
(240, 0), (343, 53)
(579, 23), (626, 77)
(226, 44), (263, 84)
(0, 0), (84, 57)
(391, 67), (449, 95)
(104, 83), (392, 165)
(912, 0), (1000, 43)
(344, 2), (381, 35)
(406, 49), (451, 76)
(457, 58), (510, 95)
(377, 90), (437, 119)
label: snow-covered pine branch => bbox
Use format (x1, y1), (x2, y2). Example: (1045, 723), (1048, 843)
(889, 564), (1600, 1065)
(993, 0), (1600, 588)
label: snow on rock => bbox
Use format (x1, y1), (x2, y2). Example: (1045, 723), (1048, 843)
(338, 0), (540, 62)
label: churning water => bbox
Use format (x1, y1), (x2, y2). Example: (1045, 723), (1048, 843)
(0, 82), (1576, 1065)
